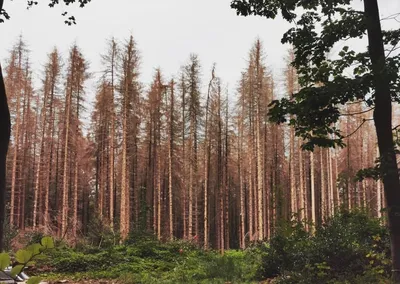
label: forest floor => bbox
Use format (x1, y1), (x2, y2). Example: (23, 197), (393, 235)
(17, 211), (393, 284)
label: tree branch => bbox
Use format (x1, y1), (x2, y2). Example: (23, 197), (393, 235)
(340, 107), (375, 116)
(343, 118), (373, 138)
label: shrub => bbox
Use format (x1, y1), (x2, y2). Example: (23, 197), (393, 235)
(256, 210), (391, 283)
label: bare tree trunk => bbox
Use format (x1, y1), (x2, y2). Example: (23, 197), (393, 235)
(44, 60), (58, 230)
(299, 140), (305, 221)
(0, 63), (11, 251)
(334, 147), (340, 210)
(189, 136), (194, 238)
(256, 105), (263, 240)
(289, 125), (296, 216)
(157, 149), (161, 240)
(320, 149), (326, 221)
(109, 58), (116, 230)
(73, 150), (79, 239)
(61, 86), (72, 238)
(248, 137), (254, 241)
(33, 83), (49, 228)
(120, 83), (129, 240)
(168, 80), (175, 241)
(203, 67), (214, 249)
(238, 92), (245, 249)
(310, 151), (316, 229)
(224, 98), (230, 250)
(328, 148), (334, 216)
(10, 50), (23, 226)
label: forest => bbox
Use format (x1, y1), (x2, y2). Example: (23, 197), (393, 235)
(0, 0), (399, 283)
(0, 35), (391, 282)
(3, 35), (385, 249)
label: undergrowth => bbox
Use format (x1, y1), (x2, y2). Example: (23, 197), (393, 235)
(27, 210), (391, 284)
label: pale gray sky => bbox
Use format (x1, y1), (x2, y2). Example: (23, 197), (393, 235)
(0, 0), (399, 110)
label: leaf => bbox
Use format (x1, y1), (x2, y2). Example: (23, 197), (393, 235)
(15, 249), (33, 264)
(41, 236), (54, 249)
(11, 264), (24, 278)
(26, 243), (42, 255)
(27, 276), (42, 284)
(0, 253), (10, 270)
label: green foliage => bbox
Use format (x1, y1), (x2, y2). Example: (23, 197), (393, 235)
(25, 230), (45, 246)
(254, 210), (391, 283)
(231, 0), (400, 151)
(31, 213), (392, 283)
(0, 252), (10, 270)
(38, 236), (258, 284)
(0, 236), (53, 283)
(2, 209), (19, 251)
(26, 276), (41, 284)
(85, 214), (120, 249)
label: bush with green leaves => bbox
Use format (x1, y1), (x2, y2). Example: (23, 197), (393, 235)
(0, 236), (54, 284)
(32, 211), (391, 283)
(255, 210), (391, 283)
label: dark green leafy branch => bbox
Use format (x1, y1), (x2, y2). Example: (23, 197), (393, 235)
(232, 0), (400, 152)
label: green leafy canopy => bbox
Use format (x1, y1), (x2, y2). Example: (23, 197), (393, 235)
(231, 0), (400, 151)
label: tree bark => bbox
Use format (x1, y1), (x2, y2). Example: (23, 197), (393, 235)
(203, 67), (214, 250)
(0, 63), (11, 252)
(168, 80), (175, 241)
(364, 0), (400, 281)
(310, 151), (316, 230)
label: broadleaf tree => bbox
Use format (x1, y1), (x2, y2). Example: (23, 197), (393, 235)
(231, 0), (400, 281)
(0, 0), (92, 251)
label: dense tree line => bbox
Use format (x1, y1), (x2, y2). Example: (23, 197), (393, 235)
(3, 35), (385, 250)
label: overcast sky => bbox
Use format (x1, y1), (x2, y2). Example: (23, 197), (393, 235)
(0, 0), (399, 110)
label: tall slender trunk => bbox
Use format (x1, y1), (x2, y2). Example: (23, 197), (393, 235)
(10, 51), (23, 226)
(203, 68), (214, 249)
(377, 146), (382, 218)
(44, 79), (56, 230)
(224, 98), (230, 250)
(109, 54), (116, 229)
(310, 151), (316, 229)
(328, 148), (334, 216)
(61, 85), (72, 237)
(238, 95), (245, 249)
(181, 76), (187, 239)
(299, 139), (305, 221)
(320, 149), (326, 221)
(0, 64), (11, 251)
(248, 133), (254, 241)
(73, 147), (79, 239)
(19, 77), (30, 229)
(120, 79), (129, 240)
(334, 147), (340, 210)
(364, 0), (400, 280)
(157, 147), (161, 240)
(168, 81), (175, 241)
(189, 137), (193, 239)
(34, 84), (49, 228)
(256, 104), (263, 240)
